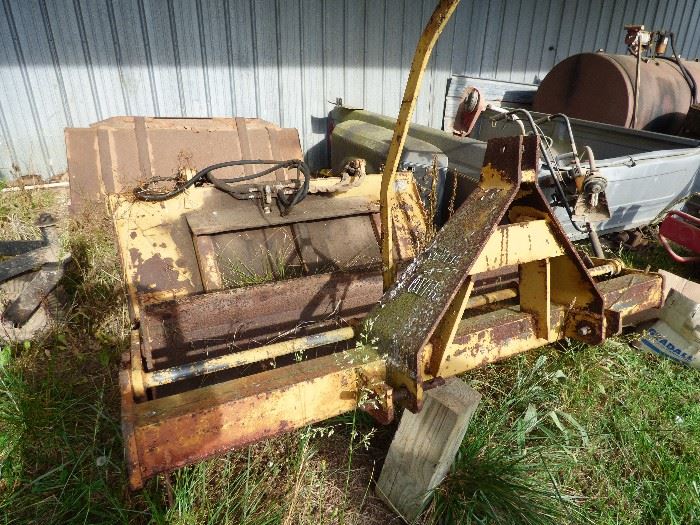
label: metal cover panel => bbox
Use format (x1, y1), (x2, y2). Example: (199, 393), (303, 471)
(206, 226), (302, 288)
(66, 117), (303, 211)
(65, 128), (103, 213)
(186, 195), (379, 236)
(292, 215), (380, 274)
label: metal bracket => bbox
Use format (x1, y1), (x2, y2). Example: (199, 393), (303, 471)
(368, 135), (607, 412)
(367, 136), (526, 411)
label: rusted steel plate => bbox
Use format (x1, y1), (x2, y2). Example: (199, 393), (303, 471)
(366, 136), (524, 397)
(109, 188), (234, 319)
(192, 235), (224, 292)
(446, 307), (562, 375)
(127, 346), (385, 488)
(269, 128), (304, 181)
(65, 127), (104, 213)
(598, 271), (663, 319)
(68, 117), (303, 213)
(124, 267), (663, 488)
(140, 270), (384, 367)
(120, 367), (143, 490)
(441, 271), (662, 377)
(186, 195), (380, 236)
(292, 215), (380, 274)
(140, 265), (525, 370)
(500, 134), (606, 345)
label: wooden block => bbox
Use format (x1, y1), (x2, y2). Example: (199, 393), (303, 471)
(376, 378), (481, 522)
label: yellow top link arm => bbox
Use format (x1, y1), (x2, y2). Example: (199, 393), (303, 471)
(380, 0), (462, 290)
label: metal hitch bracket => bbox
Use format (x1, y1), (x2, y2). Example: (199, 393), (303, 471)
(367, 135), (607, 412)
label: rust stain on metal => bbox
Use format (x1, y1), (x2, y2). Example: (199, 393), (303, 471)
(141, 270), (383, 368)
(128, 249), (195, 293)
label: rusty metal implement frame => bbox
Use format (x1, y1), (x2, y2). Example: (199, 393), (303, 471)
(120, 133), (662, 489)
(116, 0), (663, 488)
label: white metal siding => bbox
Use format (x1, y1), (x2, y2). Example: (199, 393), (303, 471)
(1, 0), (699, 177)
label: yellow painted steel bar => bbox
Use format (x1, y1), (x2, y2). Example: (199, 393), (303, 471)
(141, 326), (356, 389)
(380, 0), (462, 290)
(466, 287), (517, 308)
(128, 345), (386, 487)
(456, 262), (622, 310)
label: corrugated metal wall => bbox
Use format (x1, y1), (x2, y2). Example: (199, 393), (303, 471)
(1, 0), (700, 178)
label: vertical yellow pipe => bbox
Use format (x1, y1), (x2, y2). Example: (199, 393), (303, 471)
(380, 0), (462, 290)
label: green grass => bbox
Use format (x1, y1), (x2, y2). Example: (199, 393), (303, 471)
(431, 339), (700, 524)
(1, 190), (699, 524)
(0, 188), (57, 241)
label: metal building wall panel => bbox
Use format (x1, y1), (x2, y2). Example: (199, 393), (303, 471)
(79, 0), (125, 119)
(173, 0), (210, 117)
(429, 2), (456, 128)
(251, 0), (279, 125)
(363, 0), (386, 116)
(344, 0), (366, 110)
(228, 0), (257, 118)
(414, 0), (433, 125)
(112, 0), (158, 116)
(3, 0), (62, 177)
(381, 0), (404, 119)
(463, 1), (488, 77)
(496, 0), (522, 81)
(1, 0), (700, 180)
(299, 0), (325, 170)
(683, 2), (700, 56)
(0, 9), (27, 174)
(142, 0), (179, 117)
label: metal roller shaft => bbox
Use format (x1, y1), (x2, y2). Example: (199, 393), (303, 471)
(142, 326), (356, 389)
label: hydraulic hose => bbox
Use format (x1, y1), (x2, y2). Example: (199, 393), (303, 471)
(492, 109), (588, 233)
(658, 32), (698, 104)
(133, 158), (311, 215)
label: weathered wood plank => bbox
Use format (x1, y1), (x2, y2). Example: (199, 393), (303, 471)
(376, 377), (481, 522)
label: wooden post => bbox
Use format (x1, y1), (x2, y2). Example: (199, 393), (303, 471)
(376, 377), (481, 523)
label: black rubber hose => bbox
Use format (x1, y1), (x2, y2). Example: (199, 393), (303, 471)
(133, 159), (311, 215)
(666, 32), (697, 104)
